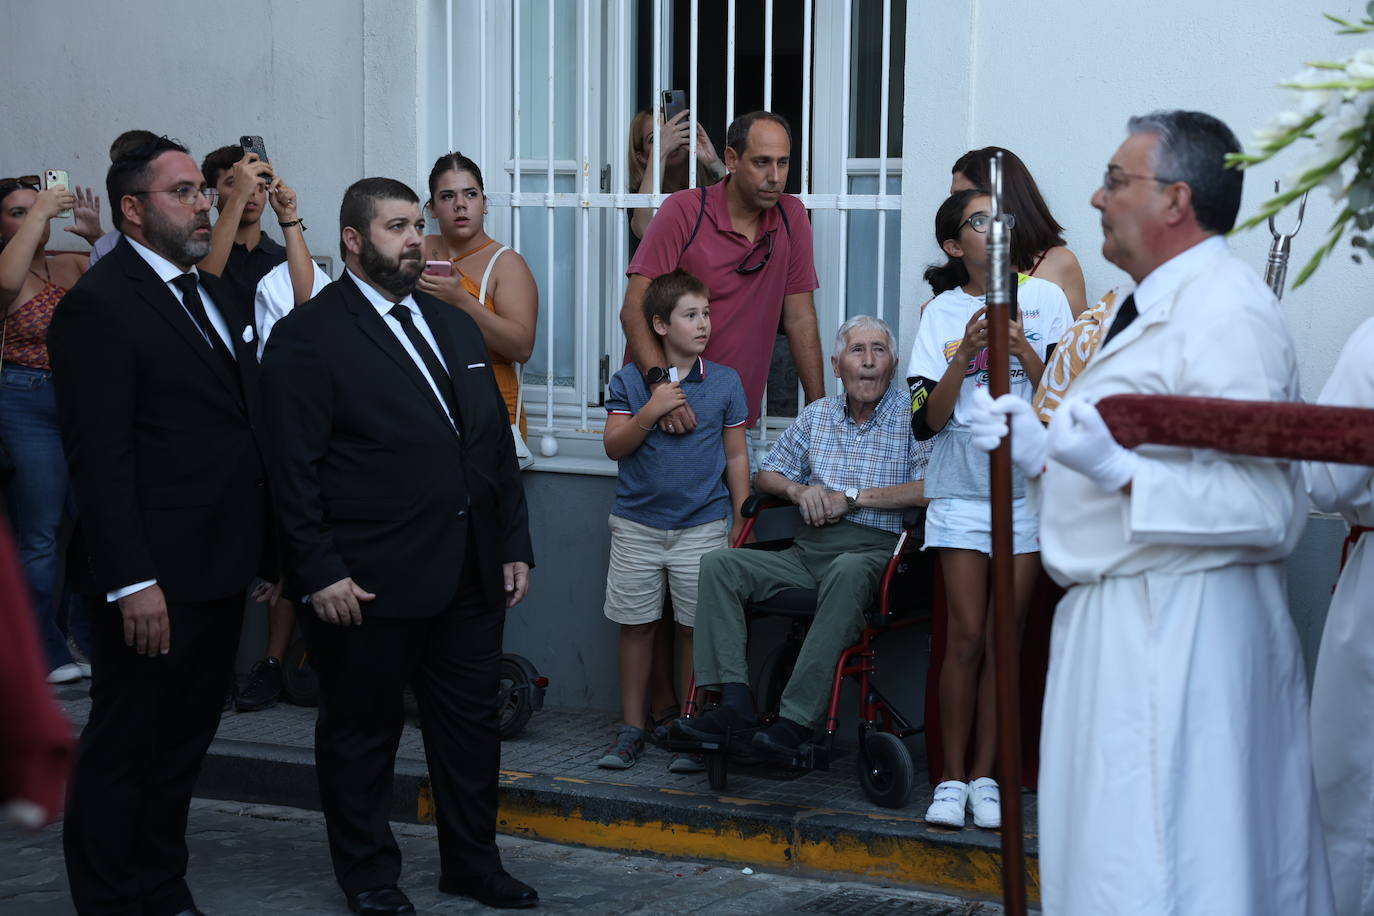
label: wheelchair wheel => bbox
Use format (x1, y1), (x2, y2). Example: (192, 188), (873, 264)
(498, 655), (535, 739)
(706, 753), (728, 791)
(857, 731), (914, 808)
(754, 641), (799, 720)
(280, 636), (319, 707)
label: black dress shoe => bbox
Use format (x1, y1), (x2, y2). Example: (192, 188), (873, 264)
(439, 870), (539, 909)
(347, 885), (415, 914)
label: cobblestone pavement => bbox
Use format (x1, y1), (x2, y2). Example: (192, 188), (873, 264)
(1, 800), (1007, 915)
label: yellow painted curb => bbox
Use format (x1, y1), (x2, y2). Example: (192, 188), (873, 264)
(418, 773), (1040, 904)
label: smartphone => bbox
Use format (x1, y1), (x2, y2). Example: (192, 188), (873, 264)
(239, 135), (269, 162)
(424, 260), (453, 277)
(661, 89), (687, 123)
(44, 169), (72, 218)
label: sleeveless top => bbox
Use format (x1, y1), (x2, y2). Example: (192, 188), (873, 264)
(3, 281), (68, 370)
(452, 244), (525, 437)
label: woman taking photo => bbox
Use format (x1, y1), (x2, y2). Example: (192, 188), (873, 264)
(950, 147), (1087, 317)
(907, 189), (1071, 829)
(0, 176), (101, 683)
(419, 152), (539, 437)
(626, 109), (726, 246)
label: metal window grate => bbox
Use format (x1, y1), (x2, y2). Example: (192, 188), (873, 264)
(443, 0), (906, 458)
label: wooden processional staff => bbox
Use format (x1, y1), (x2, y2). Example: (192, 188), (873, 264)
(984, 152), (1029, 916)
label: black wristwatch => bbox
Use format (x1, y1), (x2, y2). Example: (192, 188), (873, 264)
(644, 367), (669, 386)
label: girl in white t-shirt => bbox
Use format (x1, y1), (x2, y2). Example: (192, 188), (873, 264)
(906, 189), (1070, 830)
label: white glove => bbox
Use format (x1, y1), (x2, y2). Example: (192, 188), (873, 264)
(967, 387), (1049, 479)
(1047, 399), (1138, 491)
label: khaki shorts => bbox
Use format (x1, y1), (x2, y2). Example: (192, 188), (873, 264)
(604, 515), (730, 626)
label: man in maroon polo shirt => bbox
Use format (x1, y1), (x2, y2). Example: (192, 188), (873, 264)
(622, 111), (824, 436)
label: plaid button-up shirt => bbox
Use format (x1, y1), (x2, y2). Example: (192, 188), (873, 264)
(760, 384), (930, 534)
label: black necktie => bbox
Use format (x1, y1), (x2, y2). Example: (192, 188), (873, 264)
(171, 273), (236, 374)
(389, 303), (462, 435)
(1101, 293), (1138, 346)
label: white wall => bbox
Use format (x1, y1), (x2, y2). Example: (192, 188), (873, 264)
(901, 0), (1374, 398)
(0, 0), (420, 272)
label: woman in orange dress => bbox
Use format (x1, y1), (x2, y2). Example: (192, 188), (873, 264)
(417, 153), (538, 437)
(0, 176), (100, 683)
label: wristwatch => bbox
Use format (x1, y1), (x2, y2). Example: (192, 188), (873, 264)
(844, 487), (860, 511)
(644, 366), (669, 386)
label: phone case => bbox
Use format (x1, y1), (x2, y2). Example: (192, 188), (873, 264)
(44, 170), (72, 217)
(239, 135), (268, 162)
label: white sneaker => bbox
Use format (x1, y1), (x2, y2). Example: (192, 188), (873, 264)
(47, 663), (83, 685)
(969, 776), (1001, 829)
(924, 779), (969, 828)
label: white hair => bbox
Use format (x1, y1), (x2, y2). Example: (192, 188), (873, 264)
(832, 315), (897, 361)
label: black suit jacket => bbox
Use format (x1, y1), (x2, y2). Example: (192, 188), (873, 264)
(259, 276), (533, 618)
(48, 236), (273, 602)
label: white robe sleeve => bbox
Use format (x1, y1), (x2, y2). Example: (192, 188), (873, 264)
(1127, 289), (1302, 549)
(1304, 316), (1374, 516)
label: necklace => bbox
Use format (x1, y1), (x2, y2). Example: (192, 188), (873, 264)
(28, 258), (51, 286)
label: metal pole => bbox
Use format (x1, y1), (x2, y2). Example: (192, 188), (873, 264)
(874, 0), (890, 322)
(726, 0), (735, 126)
(985, 151), (1027, 916)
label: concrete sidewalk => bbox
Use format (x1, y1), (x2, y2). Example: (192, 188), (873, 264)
(54, 686), (1040, 906)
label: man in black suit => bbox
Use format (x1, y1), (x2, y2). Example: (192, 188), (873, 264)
(49, 135), (274, 916)
(260, 178), (537, 914)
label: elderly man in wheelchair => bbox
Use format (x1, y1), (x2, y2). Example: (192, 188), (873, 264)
(668, 315), (931, 761)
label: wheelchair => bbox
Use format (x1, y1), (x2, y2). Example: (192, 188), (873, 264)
(661, 494), (932, 808)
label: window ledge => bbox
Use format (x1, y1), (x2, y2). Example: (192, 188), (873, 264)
(521, 435), (619, 477)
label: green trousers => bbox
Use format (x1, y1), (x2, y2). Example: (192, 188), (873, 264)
(694, 520), (897, 727)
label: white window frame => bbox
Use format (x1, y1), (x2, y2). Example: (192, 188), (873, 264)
(426, 0), (905, 464)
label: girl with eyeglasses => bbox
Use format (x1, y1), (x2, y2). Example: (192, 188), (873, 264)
(0, 175), (103, 684)
(906, 188), (1071, 830)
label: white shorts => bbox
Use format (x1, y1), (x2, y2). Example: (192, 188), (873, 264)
(923, 496), (1040, 555)
(603, 515), (730, 626)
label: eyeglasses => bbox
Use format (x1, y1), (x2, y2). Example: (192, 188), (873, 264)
(131, 185), (218, 207)
(1101, 169), (1180, 193)
(959, 212), (1016, 234)
(736, 230), (775, 274)
(0, 176), (40, 192)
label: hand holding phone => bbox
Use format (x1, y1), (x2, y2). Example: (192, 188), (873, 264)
(424, 260), (453, 277)
(44, 170), (72, 218)
(661, 89), (687, 123)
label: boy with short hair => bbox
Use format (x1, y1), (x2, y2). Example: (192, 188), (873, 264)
(599, 268), (750, 771)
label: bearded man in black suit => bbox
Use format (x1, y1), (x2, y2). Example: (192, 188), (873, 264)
(50, 135), (275, 916)
(260, 178), (536, 914)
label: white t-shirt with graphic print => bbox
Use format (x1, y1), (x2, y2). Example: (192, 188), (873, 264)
(908, 275), (1071, 429)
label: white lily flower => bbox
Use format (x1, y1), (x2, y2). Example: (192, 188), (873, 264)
(1348, 49), (1374, 80)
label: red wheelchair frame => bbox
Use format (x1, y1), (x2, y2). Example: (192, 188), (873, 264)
(666, 493), (932, 808)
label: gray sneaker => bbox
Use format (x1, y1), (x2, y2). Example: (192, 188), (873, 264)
(597, 725), (646, 769)
(668, 752), (705, 773)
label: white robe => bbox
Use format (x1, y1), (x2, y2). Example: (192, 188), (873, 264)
(1307, 316), (1374, 916)
(1036, 237), (1334, 915)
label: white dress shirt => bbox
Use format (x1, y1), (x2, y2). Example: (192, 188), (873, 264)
(108, 238), (239, 603)
(346, 269), (459, 432)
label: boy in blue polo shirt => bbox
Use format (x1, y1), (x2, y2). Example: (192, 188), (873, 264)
(599, 268), (749, 771)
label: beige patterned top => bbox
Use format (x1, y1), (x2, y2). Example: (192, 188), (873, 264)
(1032, 285), (1132, 423)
